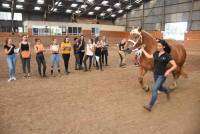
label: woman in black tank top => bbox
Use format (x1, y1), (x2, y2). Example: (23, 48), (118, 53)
(19, 35), (31, 78)
(21, 43), (30, 51)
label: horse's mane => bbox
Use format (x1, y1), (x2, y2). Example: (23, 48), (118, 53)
(141, 30), (157, 53)
(142, 30), (155, 39)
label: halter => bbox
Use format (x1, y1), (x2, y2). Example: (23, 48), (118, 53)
(128, 30), (143, 58)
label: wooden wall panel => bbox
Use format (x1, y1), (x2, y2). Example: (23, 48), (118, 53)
(184, 31), (200, 45)
(1, 31), (199, 46)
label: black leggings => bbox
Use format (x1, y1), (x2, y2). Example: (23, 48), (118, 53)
(101, 50), (108, 65)
(62, 54), (70, 72)
(74, 54), (80, 69)
(36, 53), (46, 76)
(83, 55), (93, 70)
(79, 52), (85, 66)
(21, 57), (31, 74)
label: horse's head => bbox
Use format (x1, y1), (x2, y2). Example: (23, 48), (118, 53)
(128, 26), (143, 50)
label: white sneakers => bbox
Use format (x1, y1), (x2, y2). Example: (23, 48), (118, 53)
(7, 78), (12, 82)
(7, 77), (17, 82)
(12, 77), (16, 81)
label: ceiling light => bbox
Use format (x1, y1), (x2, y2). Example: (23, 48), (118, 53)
(75, 10), (81, 14)
(71, 3), (78, 8)
(111, 14), (116, 17)
(16, 5), (23, 9)
(100, 12), (106, 16)
(53, 8), (57, 12)
(118, 9), (123, 13)
(2, 3), (10, 8)
(126, 5), (132, 9)
(55, 1), (62, 6)
(66, 9), (72, 13)
(17, 0), (25, 2)
(107, 8), (112, 12)
(114, 3), (121, 8)
(94, 6), (101, 11)
(51, 8), (57, 12)
(81, 4), (87, 8)
(34, 6), (41, 11)
(37, 0), (44, 4)
(135, 0), (142, 3)
(87, 0), (94, 3)
(88, 12), (94, 15)
(101, 1), (109, 6)
(76, 0), (84, 2)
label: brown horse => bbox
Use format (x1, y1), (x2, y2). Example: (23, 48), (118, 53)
(128, 27), (187, 91)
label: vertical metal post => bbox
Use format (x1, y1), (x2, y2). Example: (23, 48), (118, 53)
(142, 2), (145, 28)
(11, 0), (15, 33)
(161, 0), (165, 31)
(188, 0), (194, 31)
(125, 11), (128, 31)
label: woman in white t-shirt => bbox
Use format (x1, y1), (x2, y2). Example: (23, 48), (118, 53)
(83, 39), (94, 71)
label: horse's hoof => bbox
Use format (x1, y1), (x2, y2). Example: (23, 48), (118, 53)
(143, 85), (150, 92)
(169, 83), (177, 90)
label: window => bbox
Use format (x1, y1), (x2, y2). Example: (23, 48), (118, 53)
(92, 27), (100, 37)
(51, 26), (62, 35)
(163, 22), (187, 40)
(32, 26), (50, 36)
(33, 28), (39, 35)
(0, 12), (22, 21)
(18, 27), (23, 33)
(0, 12), (11, 20)
(32, 26), (82, 36)
(14, 13), (22, 21)
(62, 26), (67, 35)
(68, 27), (73, 34)
(68, 27), (82, 35)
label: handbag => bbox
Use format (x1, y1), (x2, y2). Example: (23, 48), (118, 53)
(21, 51), (31, 58)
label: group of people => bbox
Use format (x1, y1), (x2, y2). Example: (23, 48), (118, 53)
(4, 33), (178, 112)
(3, 35), (109, 82)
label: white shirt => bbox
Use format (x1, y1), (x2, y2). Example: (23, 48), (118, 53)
(86, 43), (94, 56)
(51, 44), (59, 53)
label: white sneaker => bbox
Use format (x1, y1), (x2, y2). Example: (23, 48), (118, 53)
(12, 77), (16, 81)
(7, 78), (12, 82)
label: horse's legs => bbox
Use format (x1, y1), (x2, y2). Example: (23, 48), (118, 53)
(170, 68), (181, 90)
(138, 67), (149, 92)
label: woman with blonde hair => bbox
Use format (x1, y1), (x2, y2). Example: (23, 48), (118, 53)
(61, 36), (72, 74)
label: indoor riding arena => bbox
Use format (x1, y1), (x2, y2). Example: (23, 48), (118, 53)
(0, 0), (200, 134)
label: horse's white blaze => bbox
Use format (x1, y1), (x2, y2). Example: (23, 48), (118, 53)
(130, 28), (141, 35)
(128, 27), (145, 64)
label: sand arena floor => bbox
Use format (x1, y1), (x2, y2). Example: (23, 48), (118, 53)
(0, 44), (199, 134)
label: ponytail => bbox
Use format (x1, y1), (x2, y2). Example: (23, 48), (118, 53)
(157, 39), (171, 53)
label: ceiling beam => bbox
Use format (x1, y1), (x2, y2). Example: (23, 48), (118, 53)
(11, 0), (16, 33)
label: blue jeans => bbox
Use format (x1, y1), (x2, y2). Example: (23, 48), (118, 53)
(149, 75), (169, 107)
(51, 54), (60, 68)
(6, 54), (16, 78)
